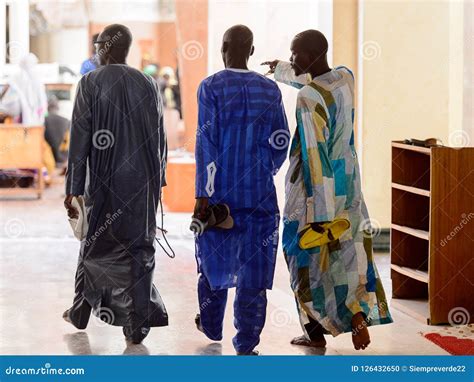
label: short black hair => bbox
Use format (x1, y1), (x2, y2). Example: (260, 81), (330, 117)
(293, 29), (328, 56)
(95, 24), (133, 62)
(222, 24), (253, 55)
(96, 24), (133, 50)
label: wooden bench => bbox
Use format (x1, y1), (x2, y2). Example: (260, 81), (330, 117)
(0, 124), (45, 199)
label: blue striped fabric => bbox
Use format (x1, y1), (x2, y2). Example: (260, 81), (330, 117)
(195, 69), (289, 290)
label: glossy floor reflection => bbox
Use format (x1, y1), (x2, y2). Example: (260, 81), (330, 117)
(0, 183), (447, 355)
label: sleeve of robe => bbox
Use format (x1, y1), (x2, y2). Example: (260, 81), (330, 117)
(195, 81), (219, 198)
(269, 88), (290, 175)
(154, 79), (167, 188)
(160, 113), (167, 188)
(296, 89), (336, 223)
(274, 61), (311, 89)
(65, 76), (92, 196)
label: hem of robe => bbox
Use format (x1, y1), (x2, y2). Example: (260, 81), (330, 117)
(283, 230), (393, 336)
(297, 294), (393, 337)
(84, 291), (169, 328)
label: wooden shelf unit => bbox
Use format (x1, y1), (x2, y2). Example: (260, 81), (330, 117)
(390, 141), (474, 325)
(391, 182), (431, 197)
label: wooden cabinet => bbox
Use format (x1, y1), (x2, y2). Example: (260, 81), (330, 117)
(390, 141), (474, 324)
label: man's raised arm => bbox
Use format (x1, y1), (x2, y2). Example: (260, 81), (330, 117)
(261, 60), (310, 89)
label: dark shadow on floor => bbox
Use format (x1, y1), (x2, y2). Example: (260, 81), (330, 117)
(64, 332), (92, 355)
(123, 342), (150, 355)
(291, 344), (327, 356)
(195, 342), (223, 355)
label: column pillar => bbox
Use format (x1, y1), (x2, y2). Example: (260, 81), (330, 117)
(7, 0), (29, 64)
(0, 0), (6, 68)
(175, 0), (208, 152)
(162, 0), (208, 211)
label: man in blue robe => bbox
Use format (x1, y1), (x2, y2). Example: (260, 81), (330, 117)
(80, 34), (99, 75)
(193, 25), (289, 355)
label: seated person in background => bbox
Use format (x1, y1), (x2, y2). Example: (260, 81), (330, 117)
(0, 58), (53, 185)
(44, 96), (70, 167)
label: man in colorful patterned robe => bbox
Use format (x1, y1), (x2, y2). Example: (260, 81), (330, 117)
(263, 30), (392, 350)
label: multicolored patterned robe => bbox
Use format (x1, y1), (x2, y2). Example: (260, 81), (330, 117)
(274, 62), (392, 336)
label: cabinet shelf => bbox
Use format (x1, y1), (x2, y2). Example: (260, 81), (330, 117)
(391, 182), (430, 197)
(391, 298), (430, 324)
(391, 142), (474, 324)
(391, 223), (429, 240)
(391, 141), (431, 155)
(391, 264), (429, 283)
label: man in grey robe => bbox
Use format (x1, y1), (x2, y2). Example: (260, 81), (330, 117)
(63, 24), (168, 344)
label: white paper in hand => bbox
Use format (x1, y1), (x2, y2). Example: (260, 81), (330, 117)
(68, 196), (88, 240)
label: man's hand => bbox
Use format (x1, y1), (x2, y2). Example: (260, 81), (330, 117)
(193, 197), (209, 220)
(64, 194), (79, 219)
(261, 60), (280, 75)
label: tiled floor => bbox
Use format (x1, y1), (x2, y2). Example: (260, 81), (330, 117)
(0, 182), (447, 355)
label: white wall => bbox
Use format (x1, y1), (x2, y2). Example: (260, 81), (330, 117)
(49, 28), (89, 69)
(0, 0), (30, 67)
(360, 0), (469, 227)
(208, 0), (333, 211)
(208, 0), (332, 74)
(88, 0), (161, 23)
(0, 0), (5, 68)
(463, 0), (473, 142)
